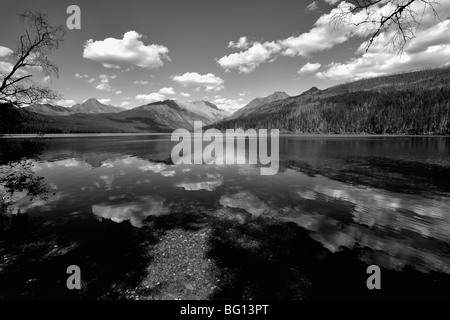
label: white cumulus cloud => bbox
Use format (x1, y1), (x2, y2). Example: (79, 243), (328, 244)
(98, 99), (112, 104)
(0, 61), (28, 77)
(159, 87), (175, 95)
(228, 37), (249, 49)
(172, 72), (224, 92)
(323, 0), (340, 5)
(213, 97), (245, 114)
(0, 46), (13, 58)
(317, 11), (450, 80)
(95, 74), (116, 91)
(135, 93), (166, 103)
(305, 1), (320, 13)
(217, 41), (281, 73)
(279, 2), (361, 57)
(53, 99), (76, 108)
(298, 62), (322, 74)
(133, 80), (150, 85)
(83, 31), (170, 69)
(75, 73), (89, 79)
(217, 1), (429, 73)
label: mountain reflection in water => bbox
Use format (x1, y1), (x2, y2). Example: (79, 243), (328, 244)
(1, 135), (450, 298)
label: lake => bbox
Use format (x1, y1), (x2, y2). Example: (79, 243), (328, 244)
(1, 134), (450, 299)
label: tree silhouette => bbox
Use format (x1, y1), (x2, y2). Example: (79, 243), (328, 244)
(0, 11), (66, 106)
(331, 0), (441, 52)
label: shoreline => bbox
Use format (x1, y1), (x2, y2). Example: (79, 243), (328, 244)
(2, 132), (450, 138)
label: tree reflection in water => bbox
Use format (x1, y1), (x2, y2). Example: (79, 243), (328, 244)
(0, 139), (50, 229)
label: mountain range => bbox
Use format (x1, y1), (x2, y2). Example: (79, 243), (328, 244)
(0, 98), (230, 134)
(24, 98), (125, 116)
(1, 67), (450, 134)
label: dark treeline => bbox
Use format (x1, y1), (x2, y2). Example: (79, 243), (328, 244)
(214, 87), (450, 135)
(324, 67), (450, 95)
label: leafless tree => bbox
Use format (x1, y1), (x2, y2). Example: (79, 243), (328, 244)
(331, 0), (441, 52)
(0, 11), (66, 106)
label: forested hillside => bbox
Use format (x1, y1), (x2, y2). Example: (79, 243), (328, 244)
(213, 68), (450, 135)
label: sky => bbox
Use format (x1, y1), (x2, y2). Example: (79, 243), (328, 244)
(1, 0), (450, 113)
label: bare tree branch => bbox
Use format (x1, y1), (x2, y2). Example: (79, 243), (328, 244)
(330, 0), (441, 53)
(0, 11), (66, 106)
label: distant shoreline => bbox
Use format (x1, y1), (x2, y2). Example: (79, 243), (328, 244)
(2, 132), (450, 139)
(0, 133), (170, 138)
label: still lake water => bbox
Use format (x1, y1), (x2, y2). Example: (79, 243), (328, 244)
(1, 134), (450, 299)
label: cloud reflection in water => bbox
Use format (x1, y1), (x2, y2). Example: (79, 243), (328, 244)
(176, 173), (224, 191)
(218, 177), (450, 275)
(92, 195), (168, 228)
